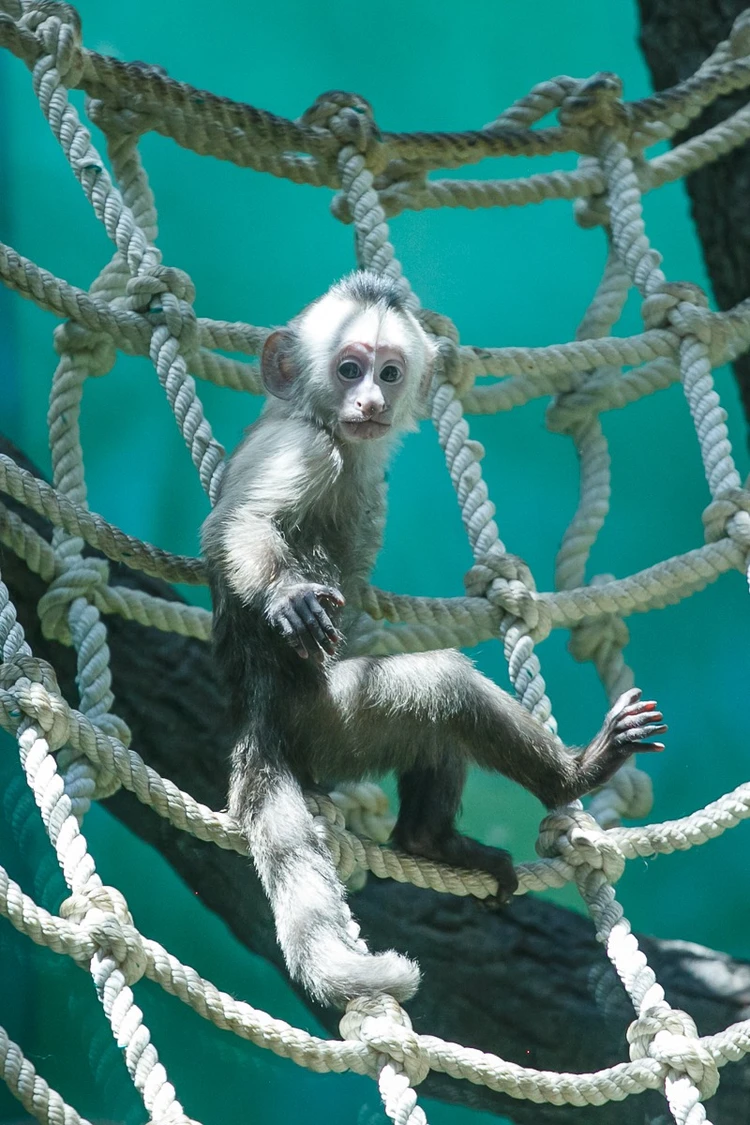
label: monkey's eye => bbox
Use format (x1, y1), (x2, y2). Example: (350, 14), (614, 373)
(338, 361), (362, 380)
(379, 364), (402, 383)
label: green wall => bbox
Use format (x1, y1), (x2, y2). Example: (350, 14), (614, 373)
(1, 2), (748, 1123)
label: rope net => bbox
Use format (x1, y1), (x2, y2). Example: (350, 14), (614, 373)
(0, 1), (749, 1122)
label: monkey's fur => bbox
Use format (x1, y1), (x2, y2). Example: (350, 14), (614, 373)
(202, 273), (667, 1008)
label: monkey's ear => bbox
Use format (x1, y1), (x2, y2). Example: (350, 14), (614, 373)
(261, 330), (299, 400)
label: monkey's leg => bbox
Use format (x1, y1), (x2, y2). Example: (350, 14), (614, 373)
(230, 744), (419, 1008)
(456, 673), (666, 808)
(328, 652), (665, 810)
(392, 760), (518, 902)
(326, 653), (522, 899)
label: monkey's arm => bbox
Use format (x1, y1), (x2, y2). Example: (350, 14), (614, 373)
(202, 416), (345, 659)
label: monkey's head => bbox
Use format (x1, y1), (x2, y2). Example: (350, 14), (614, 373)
(261, 272), (436, 443)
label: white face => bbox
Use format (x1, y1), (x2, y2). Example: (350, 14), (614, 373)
(300, 296), (429, 443)
(332, 336), (408, 441)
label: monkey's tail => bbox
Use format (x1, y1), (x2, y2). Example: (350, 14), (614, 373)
(239, 770), (420, 1009)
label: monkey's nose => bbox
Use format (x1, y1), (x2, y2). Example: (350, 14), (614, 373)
(357, 398), (383, 417)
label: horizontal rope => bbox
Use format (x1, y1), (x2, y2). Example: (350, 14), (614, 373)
(2, 5), (750, 1123)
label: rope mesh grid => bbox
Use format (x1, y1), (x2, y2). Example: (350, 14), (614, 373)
(1, 2), (750, 1122)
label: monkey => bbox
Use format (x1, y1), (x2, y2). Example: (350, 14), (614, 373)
(201, 271), (667, 1009)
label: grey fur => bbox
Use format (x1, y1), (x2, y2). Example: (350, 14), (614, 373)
(330, 270), (405, 311)
(202, 273), (667, 1007)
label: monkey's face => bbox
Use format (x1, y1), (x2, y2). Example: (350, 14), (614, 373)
(261, 279), (434, 440)
(320, 299), (427, 443)
(333, 338), (407, 442)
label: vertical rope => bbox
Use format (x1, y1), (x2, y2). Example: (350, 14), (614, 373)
(0, 10), (749, 1124)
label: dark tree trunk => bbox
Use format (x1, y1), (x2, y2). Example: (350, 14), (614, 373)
(638, 0), (750, 436)
(1, 433), (749, 1124)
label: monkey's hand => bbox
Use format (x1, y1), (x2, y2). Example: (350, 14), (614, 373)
(578, 688), (667, 792)
(266, 583), (345, 662)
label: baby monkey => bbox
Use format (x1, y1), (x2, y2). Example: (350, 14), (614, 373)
(202, 272), (666, 1008)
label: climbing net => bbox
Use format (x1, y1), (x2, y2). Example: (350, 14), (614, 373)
(1, 1), (750, 1123)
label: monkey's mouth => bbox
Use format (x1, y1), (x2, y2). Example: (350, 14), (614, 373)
(339, 419), (392, 441)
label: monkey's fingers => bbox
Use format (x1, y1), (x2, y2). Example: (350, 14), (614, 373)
(311, 584), (346, 609)
(612, 687), (642, 711)
(615, 722), (668, 749)
(278, 609), (310, 659)
(616, 708), (665, 730)
(619, 699), (660, 718)
(304, 593), (343, 652)
(296, 596), (336, 658)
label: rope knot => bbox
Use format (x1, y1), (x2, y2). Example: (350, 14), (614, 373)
(127, 265), (198, 351)
(38, 556), (110, 645)
(537, 809), (626, 883)
(340, 995), (430, 1086)
(417, 310), (475, 395)
(568, 614), (630, 665)
(641, 281), (710, 337)
(329, 782), (395, 844)
(702, 487), (750, 550)
(0, 654), (59, 694)
(301, 90), (384, 165)
(53, 321), (117, 377)
(628, 1006), (719, 1100)
(27, 5), (83, 86)
(465, 547), (536, 596)
(465, 548), (552, 641)
(434, 335), (467, 394)
(574, 191), (610, 230)
(86, 97), (151, 140)
(126, 264), (194, 304)
(62, 885), (147, 986)
(559, 72), (626, 130)
(0, 657), (70, 750)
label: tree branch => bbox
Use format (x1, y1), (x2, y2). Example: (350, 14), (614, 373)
(1, 434), (748, 1124)
(637, 0), (750, 436)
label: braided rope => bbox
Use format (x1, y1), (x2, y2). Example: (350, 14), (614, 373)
(1, 3), (750, 1123)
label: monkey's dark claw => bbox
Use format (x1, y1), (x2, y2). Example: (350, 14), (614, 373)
(608, 688), (668, 757)
(578, 688), (668, 792)
(298, 597), (333, 652)
(276, 611), (305, 656)
(267, 583), (346, 660)
(481, 885), (516, 910)
(313, 584), (345, 608)
(303, 593), (341, 653)
(395, 829), (518, 907)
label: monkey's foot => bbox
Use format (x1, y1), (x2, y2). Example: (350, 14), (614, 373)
(395, 830), (519, 905)
(579, 687), (667, 792)
(601, 687), (667, 754)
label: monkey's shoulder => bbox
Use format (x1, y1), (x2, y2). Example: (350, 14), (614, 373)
(235, 411), (339, 474)
(218, 412), (344, 516)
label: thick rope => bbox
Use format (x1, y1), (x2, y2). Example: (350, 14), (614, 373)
(1, 4), (750, 1124)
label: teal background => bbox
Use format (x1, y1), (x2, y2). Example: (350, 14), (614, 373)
(1, 2), (749, 1123)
